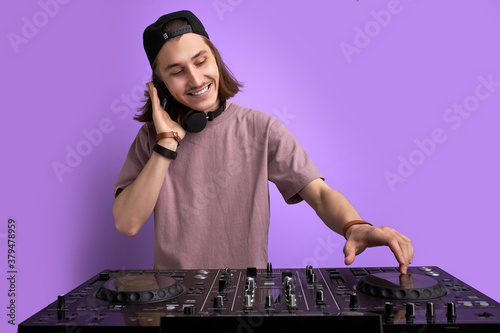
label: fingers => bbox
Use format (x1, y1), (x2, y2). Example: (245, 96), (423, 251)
(386, 237), (408, 274)
(146, 82), (181, 136)
(345, 225), (414, 274)
(383, 228), (413, 274)
(146, 82), (161, 110)
(343, 242), (356, 266)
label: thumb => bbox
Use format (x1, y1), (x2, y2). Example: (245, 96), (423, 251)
(343, 242), (356, 266)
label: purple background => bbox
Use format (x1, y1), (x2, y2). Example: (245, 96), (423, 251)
(2, 0), (500, 331)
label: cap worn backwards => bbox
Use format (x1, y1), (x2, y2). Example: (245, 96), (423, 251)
(143, 10), (209, 67)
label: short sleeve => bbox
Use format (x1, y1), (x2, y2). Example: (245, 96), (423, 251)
(113, 123), (154, 197)
(267, 119), (324, 204)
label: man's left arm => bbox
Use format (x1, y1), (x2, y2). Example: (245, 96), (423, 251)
(298, 178), (414, 274)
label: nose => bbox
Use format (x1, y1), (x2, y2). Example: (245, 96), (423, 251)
(186, 65), (204, 88)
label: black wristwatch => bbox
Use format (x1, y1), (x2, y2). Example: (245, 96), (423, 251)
(153, 142), (177, 160)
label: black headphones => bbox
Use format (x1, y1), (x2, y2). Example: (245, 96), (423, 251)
(152, 74), (226, 133)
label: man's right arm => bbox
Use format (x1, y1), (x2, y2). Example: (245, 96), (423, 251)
(113, 81), (185, 237)
(112, 138), (177, 237)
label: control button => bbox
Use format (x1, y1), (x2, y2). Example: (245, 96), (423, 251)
(384, 302), (394, 323)
(405, 303), (415, 323)
(478, 301), (490, 307)
(316, 290), (325, 305)
(284, 276), (294, 291)
(266, 262), (273, 274)
(446, 302), (457, 322)
(288, 294), (297, 308)
(426, 272), (440, 277)
(426, 302), (436, 323)
(306, 265), (313, 278)
(218, 278), (227, 292)
(183, 305), (196, 315)
(246, 267), (257, 278)
(243, 294), (253, 309)
(349, 293), (358, 309)
(245, 277), (255, 293)
(265, 295), (274, 309)
(282, 272), (293, 284)
(57, 295), (66, 310)
(213, 296), (224, 309)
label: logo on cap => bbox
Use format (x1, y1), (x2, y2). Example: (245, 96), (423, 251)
(163, 32), (169, 40)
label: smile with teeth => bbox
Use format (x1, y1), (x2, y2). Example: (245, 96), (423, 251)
(189, 84), (210, 96)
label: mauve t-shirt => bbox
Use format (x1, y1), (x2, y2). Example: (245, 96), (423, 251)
(114, 103), (323, 269)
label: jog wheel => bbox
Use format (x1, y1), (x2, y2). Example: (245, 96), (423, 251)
(356, 272), (447, 300)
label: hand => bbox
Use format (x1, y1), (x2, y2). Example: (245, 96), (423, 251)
(343, 225), (413, 274)
(146, 82), (186, 141)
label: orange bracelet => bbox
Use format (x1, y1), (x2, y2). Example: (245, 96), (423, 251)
(157, 131), (181, 146)
(342, 220), (373, 239)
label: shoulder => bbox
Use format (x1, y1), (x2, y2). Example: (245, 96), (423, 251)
(228, 103), (279, 128)
(135, 121), (155, 140)
(130, 121), (156, 152)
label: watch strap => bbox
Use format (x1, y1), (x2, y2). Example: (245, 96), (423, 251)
(157, 131), (181, 146)
(153, 143), (177, 160)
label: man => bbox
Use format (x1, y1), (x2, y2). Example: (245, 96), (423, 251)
(113, 10), (413, 273)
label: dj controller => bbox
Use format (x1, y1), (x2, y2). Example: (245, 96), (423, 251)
(18, 264), (500, 332)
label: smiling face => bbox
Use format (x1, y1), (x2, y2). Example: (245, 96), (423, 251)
(154, 33), (220, 113)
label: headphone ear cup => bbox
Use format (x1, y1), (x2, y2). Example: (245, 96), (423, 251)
(152, 74), (168, 96)
(181, 110), (207, 133)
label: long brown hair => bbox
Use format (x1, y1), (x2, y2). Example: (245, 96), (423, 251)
(134, 19), (242, 122)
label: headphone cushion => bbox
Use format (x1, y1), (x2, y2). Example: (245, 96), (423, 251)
(181, 110), (207, 133)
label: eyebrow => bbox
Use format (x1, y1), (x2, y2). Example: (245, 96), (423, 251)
(165, 50), (207, 71)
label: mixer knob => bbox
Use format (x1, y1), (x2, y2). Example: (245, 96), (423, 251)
(222, 268), (232, 281)
(316, 290), (325, 305)
(284, 276), (293, 290)
(309, 272), (316, 284)
(266, 262), (273, 274)
(426, 302), (436, 323)
(281, 272), (293, 284)
(265, 295), (274, 309)
(306, 265), (313, 276)
(56, 295), (66, 322)
(384, 302), (394, 323)
(447, 302), (457, 322)
(213, 295), (224, 309)
(246, 267), (257, 278)
(349, 292), (359, 309)
(288, 293), (297, 309)
(57, 309), (66, 321)
(218, 278), (227, 292)
(245, 277), (255, 292)
(183, 305), (196, 315)
(405, 303), (415, 323)
(243, 294), (253, 309)
(57, 295), (66, 310)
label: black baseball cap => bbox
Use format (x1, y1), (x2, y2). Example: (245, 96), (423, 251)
(143, 10), (209, 67)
